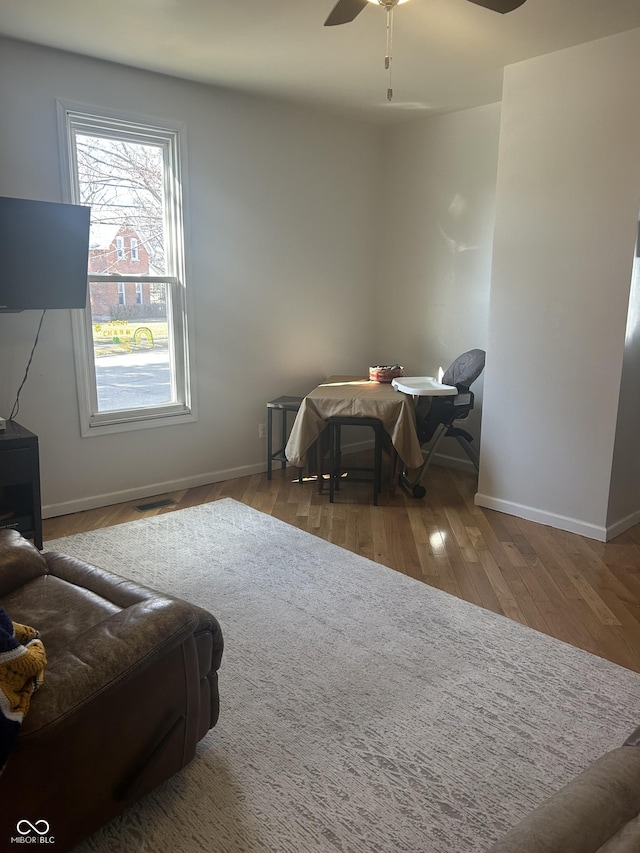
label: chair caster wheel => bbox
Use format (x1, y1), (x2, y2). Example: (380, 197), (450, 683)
(412, 485), (426, 499)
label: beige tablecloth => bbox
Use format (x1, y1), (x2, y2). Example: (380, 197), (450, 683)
(285, 376), (424, 469)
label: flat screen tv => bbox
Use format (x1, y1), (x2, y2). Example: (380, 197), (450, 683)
(0, 195), (91, 312)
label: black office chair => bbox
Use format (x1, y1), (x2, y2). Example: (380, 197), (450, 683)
(400, 349), (486, 498)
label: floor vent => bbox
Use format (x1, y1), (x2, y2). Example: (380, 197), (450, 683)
(135, 498), (177, 512)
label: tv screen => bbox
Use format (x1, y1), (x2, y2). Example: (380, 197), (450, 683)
(0, 195), (91, 311)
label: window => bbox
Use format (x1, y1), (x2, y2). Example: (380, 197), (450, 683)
(58, 103), (195, 434)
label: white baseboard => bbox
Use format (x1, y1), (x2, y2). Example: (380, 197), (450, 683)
(606, 510), (640, 542)
(474, 493), (608, 542)
(42, 442), (476, 521)
(43, 436), (376, 518)
(42, 461), (267, 519)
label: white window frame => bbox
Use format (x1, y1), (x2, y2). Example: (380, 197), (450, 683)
(131, 238), (139, 262)
(116, 236), (125, 260)
(57, 101), (196, 436)
(117, 281), (126, 306)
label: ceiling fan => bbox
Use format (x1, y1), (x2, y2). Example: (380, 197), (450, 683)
(324, 0), (527, 101)
(325, 0), (527, 27)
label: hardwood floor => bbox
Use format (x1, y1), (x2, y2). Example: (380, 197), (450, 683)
(42, 454), (640, 674)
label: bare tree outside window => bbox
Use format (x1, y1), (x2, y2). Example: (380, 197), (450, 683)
(76, 135), (166, 274)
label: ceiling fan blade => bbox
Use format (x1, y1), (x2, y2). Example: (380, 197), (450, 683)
(465, 0), (526, 12)
(324, 0), (369, 26)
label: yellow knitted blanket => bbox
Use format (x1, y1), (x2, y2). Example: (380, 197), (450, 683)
(0, 607), (46, 770)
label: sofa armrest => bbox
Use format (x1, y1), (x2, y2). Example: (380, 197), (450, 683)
(623, 727), (640, 747)
(25, 595), (207, 735)
(11, 551), (222, 736)
(43, 551), (222, 649)
(0, 529), (46, 595)
(43, 550), (175, 609)
(487, 746), (640, 853)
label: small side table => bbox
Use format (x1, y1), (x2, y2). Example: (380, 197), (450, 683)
(266, 396), (303, 480)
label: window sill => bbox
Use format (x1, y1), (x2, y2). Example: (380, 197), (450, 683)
(80, 406), (197, 438)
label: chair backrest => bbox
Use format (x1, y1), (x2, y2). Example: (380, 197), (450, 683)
(415, 349), (486, 444)
(442, 349), (486, 391)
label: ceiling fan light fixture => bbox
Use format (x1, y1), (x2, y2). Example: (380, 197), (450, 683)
(327, 0), (525, 102)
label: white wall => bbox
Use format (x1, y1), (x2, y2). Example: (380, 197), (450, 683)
(0, 38), (381, 515)
(375, 104), (501, 466)
(477, 28), (640, 540)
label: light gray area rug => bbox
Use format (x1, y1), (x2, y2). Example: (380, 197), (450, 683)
(45, 498), (640, 853)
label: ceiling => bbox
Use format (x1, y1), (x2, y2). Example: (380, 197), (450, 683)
(2, 0), (640, 124)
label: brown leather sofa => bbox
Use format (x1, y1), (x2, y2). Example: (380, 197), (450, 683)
(488, 728), (640, 852)
(0, 529), (224, 852)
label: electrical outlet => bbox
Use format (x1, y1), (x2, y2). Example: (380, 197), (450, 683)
(258, 423), (267, 440)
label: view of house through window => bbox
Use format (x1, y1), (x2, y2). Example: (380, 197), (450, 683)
(61, 107), (192, 431)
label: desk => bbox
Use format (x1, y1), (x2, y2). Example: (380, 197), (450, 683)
(285, 376), (424, 470)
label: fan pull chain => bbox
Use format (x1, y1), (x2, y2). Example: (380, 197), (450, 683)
(385, 6), (394, 101)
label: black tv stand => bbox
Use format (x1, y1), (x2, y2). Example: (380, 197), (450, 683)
(0, 420), (43, 549)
